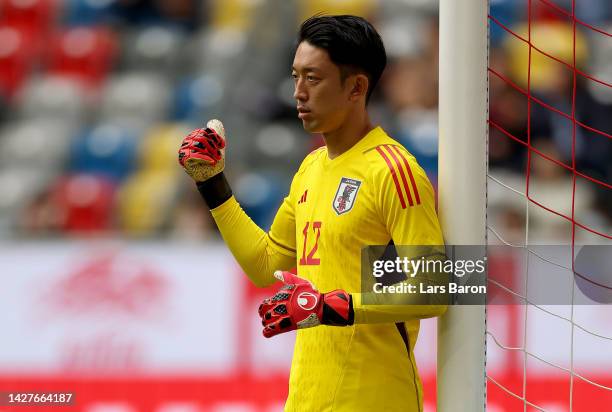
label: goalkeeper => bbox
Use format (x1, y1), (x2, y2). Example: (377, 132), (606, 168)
(179, 15), (447, 412)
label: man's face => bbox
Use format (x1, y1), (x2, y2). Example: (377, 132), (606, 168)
(292, 41), (352, 133)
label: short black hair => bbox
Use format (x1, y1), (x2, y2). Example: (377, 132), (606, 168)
(297, 15), (387, 103)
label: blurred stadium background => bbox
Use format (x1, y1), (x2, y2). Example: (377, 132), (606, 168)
(0, 0), (609, 411)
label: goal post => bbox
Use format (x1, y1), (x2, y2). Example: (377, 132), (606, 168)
(437, 0), (488, 411)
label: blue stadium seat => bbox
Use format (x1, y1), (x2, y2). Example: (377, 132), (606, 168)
(396, 110), (439, 178)
(62, 0), (117, 27)
(172, 75), (224, 122)
(68, 123), (138, 182)
(489, 0), (520, 47)
(234, 170), (288, 229)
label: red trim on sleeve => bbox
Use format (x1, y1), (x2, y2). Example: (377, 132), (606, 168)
(384, 145), (414, 207)
(393, 146), (421, 205)
(375, 146), (407, 209)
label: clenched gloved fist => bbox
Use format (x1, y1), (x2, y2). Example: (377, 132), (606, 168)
(258, 271), (354, 338)
(178, 119), (226, 182)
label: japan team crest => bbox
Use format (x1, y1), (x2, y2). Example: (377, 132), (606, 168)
(333, 177), (362, 215)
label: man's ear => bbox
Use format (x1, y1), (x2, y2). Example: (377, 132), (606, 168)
(349, 74), (369, 101)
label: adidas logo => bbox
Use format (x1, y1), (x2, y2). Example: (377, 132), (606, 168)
(298, 190), (308, 204)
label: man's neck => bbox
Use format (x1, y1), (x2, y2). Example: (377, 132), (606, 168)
(323, 111), (374, 160)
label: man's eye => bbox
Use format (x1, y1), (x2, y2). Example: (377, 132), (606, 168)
(307, 76), (317, 82)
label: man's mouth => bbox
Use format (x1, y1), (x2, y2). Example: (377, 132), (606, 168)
(297, 107), (311, 119)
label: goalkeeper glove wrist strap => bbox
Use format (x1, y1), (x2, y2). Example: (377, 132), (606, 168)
(196, 172), (233, 209)
(322, 291), (355, 326)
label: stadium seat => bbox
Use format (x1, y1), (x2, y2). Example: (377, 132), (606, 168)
(299, 0), (376, 22)
(234, 170), (287, 228)
(49, 173), (116, 233)
(250, 123), (307, 168)
(396, 109), (439, 178)
(116, 171), (178, 236)
(62, 0), (116, 27)
(588, 23), (612, 105)
(100, 72), (171, 130)
(488, 0), (520, 46)
(0, 167), (55, 234)
(172, 75), (224, 122)
(68, 123), (138, 182)
(121, 26), (185, 76)
(0, 119), (75, 171)
(0, 0), (57, 35)
(138, 123), (191, 173)
(188, 27), (247, 73)
(506, 22), (588, 95)
(16, 75), (91, 125)
(46, 27), (118, 88)
(0, 25), (38, 100)
(209, 0), (256, 31)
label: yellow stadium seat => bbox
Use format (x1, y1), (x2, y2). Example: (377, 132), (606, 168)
(506, 22), (588, 93)
(117, 171), (178, 236)
(139, 123), (192, 174)
(210, 0), (257, 30)
(299, 0), (377, 22)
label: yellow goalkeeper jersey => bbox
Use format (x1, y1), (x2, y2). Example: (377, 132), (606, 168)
(210, 126), (445, 411)
(267, 126), (444, 411)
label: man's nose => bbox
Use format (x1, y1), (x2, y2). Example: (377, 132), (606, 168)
(293, 79), (307, 101)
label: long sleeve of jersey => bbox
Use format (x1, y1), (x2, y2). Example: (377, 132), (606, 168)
(210, 195), (297, 288)
(352, 148), (448, 324)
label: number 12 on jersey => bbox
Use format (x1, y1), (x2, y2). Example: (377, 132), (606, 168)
(299, 221), (321, 266)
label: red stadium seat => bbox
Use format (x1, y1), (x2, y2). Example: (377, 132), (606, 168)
(0, 25), (38, 99)
(50, 174), (116, 233)
(0, 0), (57, 35)
(45, 27), (118, 89)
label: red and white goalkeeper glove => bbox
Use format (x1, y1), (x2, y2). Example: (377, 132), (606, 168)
(178, 119), (226, 182)
(258, 271), (354, 338)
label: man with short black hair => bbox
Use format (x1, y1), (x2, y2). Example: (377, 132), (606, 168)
(179, 15), (446, 411)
